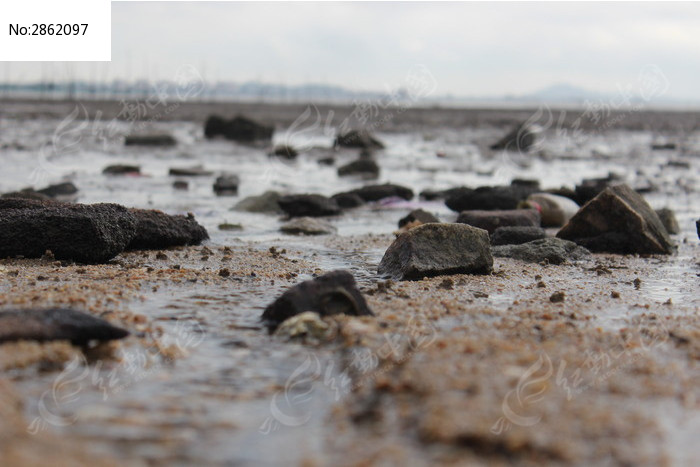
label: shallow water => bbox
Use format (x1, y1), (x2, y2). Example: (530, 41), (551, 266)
(1, 106), (699, 465)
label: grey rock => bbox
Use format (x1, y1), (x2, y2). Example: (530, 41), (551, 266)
(492, 238), (590, 264)
(262, 270), (373, 332)
(337, 159), (380, 178)
(331, 192), (365, 209)
(334, 130), (384, 149)
(0, 200), (137, 263)
(456, 209), (541, 234)
(103, 164), (141, 175)
(169, 166), (214, 177)
(557, 184), (674, 255)
(36, 182), (79, 201)
(125, 134), (176, 146)
(128, 209), (208, 250)
(270, 145), (298, 159)
(278, 194), (341, 218)
(398, 209), (439, 228)
(343, 183), (414, 202)
(204, 115), (273, 143)
(378, 223), (493, 280)
(280, 217), (337, 235)
(490, 123), (538, 152)
(234, 191), (283, 214)
(445, 185), (537, 212)
(213, 174), (240, 196)
(0, 308), (129, 345)
(655, 208), (680, 235)
(491, 226), (546, 245)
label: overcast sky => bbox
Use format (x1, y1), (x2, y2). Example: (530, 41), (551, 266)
(5, 1), (700, 99)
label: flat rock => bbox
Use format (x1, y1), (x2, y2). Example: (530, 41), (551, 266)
(0, 308), (129, 345)
(574, 173), (622, 205)
(398, 209), (439, 228)
(262, 270), (374, 332)
(125, 134), (176, 146)
(456, 209), (541, 234)
(420, 187), (468, 201)
(103, 164), (141, 176)
(128, 209), (209, 250)
(0, 201), (137, 263)
(378, 223), (493, 280)
(280, 217), (337, 235)
(234, 191), (283, 214)
(213, 174), (240, 196)
(331, 192), (365, 209)
(344, 183), (414, 202)
(334, 130), (384, 149)
(492, 237), (590, 264)
(1, 190), (52, 201)
(337, 159), (380, 178)
(491, 226), (546, 245)
(270, 145), (298, 159)
(278, 194), (341, 217)
(557, 184), (674, 255)
(445, 185), (537, 212)
(36, 182), (79, 201)
(169, 166), (214, 177)
(655, 208), (680, 235)
(205, 115), (274, 142)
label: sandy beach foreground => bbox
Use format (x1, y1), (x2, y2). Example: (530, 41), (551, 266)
(0, 230), (697, 465)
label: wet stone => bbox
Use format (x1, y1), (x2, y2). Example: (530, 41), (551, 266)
(491, 226), (546, 245)
(204, 115), (273, 142)
(343, 183), (414, 202)
(103, 164), (141, 176)
(213, 174), (240, 196)
(557, 184), (674, 255)
(0, 308), (129, 345)
(492, 237), (591, 265)
(262, 270), (374, 333)
(124, 134), (176, 146)
(456, 209), (541, 234)
(337, 159), (380, 178)
(277, 194), (341, 217)
(655, 208), (680, 235)
(445, 185), (537, 212)
(280, 217), (337, 235)
(378, 223), (493, 280)
(128, 209), (209, 250)
(234, 191), (283, 214)
(334, 130), (384, 149)
(398, 209), (440, 228)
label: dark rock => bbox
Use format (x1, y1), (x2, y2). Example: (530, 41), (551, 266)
(492, 238), (590, 264)
(124, 134), (176, 146)
(218, 223), (243, 231)
(511, 178), (540, 189)
(204, 115), (228, 138)
(0, 308), (129, 345)
(419, 187), (468, 201)
(261, 270), (374, 332)
(204, 115), (274, 143)
(557, 184), (674, 255)
(456, 209), (541, 234)
(651, 142), (676, 150)
(550, 291), (566, 303)
(234, 191), (283, 214)
(697, 219), (699, 240)
(213, 174), (240, 196)
(445, 185), (537, 212)
(491, 226), (546, 245)
(36, 182), (79, 200)
(318, 156), (335, 166)
(128, 209), (209, 250)
(271, 145), (298, 159)
(490, 123), (538, 152)
(1, 190), (51, 201)
(344, 184), (414, 202)
(280, 217), (337, 235)
(0, 201), (137, 263)
(277, 194), (341, 217)
(331, 192), (365, 209)
(398, 209), (439, 228)
(665, 160), (690, 169)
(334, 130), (384, 149)
(103, 164), (141, 175)
(337, 159), (380, 178)
(378, 223), (493, 280)
(173, 180), (189, 190)
(169, 166), (214, 177)
(574, 173), (622, 205)
(655, 208), (680, 235)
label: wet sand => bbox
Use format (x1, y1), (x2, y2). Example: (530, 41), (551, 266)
(0, 231), (697, 465)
